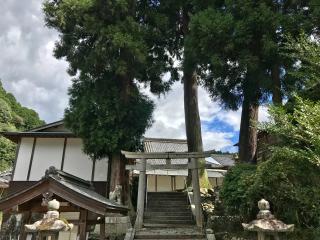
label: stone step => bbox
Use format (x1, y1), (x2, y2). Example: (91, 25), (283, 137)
(146, 206), (190, 211)
(148, 194), (186, 197)
(135, 228), (205, 239)
(148, 191), (186, 194)
(147, 194), (186, 199)
(147, 200), (188, 205)
(147, 204), (189, 209)
(142, 223), (198, 228)
(135, 237), (205, 240)
(144, 212), (192, 217)
(147, 196), (187, 199)
(147, 199), (187, 203)
(135, 237), (207, 240)
(144, 219), (195, 224)
(147, 203), (190, 208)
(148, 193), (186, 196)
(144, 215), (193, 220)
(145, 209), (190, 213)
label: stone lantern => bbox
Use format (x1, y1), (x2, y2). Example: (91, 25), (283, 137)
(242, 199), (294, 240)
(25, 199), (73, 240)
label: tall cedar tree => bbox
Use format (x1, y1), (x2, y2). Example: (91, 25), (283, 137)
(188, 0), (320, 163)
(43, 0), (177, 202)
(140, 1), (212, 187)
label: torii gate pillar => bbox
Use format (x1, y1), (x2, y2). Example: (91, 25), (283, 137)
(191, 157), (203, 228)
(122, 150), (214, 229)
(136, 158), (146, 229)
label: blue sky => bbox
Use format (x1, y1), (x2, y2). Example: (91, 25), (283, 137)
(0, 0), (269, 153)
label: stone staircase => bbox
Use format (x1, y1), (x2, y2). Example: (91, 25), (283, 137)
(133, 192), (206, 240)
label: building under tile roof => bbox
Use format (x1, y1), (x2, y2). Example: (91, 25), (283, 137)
(143, 137), (235, 169)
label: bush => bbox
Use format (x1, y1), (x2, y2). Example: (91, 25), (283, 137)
(220, 163), (257, 221)
(220, 156), (320, 239)
(220, 98), (320, 239)
(248, 150), (320, 228)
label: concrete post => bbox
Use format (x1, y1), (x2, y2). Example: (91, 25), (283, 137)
(136, 158), (147, 229)
(191, 157), (203, 228)
(258, 232), (266, 240)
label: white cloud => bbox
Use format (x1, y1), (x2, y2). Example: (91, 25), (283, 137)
(0, 0), (269, 153)
(144, 82), (239, 151)
(201, 130), (235, 151)
(215, 109), (242, 131)
(144, 82), (270, 152)
(0, 0), (70, 122)
(259, 105), (270, 123)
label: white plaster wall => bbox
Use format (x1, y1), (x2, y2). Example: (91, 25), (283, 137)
(157, 176), (172, 192)
(13, 138), (34, 181)
(29, 138), (64, 180)
(209, 177), (224, 187)
(147, 175), (156, 192)
(175, 176), (185, 190)
(94, 157), (108, 181)
(63, 138), (93, 181)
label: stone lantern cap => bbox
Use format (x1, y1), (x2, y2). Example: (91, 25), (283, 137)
(242, 199), (294, 233)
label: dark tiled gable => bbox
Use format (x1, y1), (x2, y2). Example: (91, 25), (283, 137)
(0, 166), (128, 215)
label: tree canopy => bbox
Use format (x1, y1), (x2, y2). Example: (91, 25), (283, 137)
(187, 0), (320, 162)
(220, 34), (320, 239)
(43, 0), (179, 159)
(64, 74), (154, 158)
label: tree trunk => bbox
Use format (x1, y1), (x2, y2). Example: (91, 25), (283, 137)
(182, 8), (211, 189)
(184, 70), (211, 188)
(108, 74), (133, 204)
(272, 64), (282, 104)
(238, 81), (259, 163)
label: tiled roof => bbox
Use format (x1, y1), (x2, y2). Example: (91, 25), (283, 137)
(144, 138), (188, 152)
(0, 167), (128, 214)
(143, 138), (189, 165)
(211, 154), (235, 167)
(142, 138), (234, 168)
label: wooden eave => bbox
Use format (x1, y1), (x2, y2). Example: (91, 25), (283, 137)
(28, 120), (64, 132)
(0, 177), (128, 215)
(1, 132), (77, 143)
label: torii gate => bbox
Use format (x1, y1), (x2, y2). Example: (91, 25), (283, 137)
(121, 149), (217, 229)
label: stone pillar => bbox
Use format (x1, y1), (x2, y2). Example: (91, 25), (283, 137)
(79, 210), (87, 240)
(136, 158), (147, 229)
(191, 157), (203, 228)
(258, 232), (265, 240)
(100, 221), (105, 240)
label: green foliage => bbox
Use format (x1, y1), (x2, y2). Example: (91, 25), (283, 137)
(43, 0), (178, 158)
(265, 97), (320, 167)
(0, 99), (12, 123)
(0, 137), (16, 172)
(250, 149), (320, 228)
(0, 81), (44, 171)
(221, 98), (320, 238)
(43, 0), (177, 93)
(64, 76), (154, 158)
(188, 0), (319, 109)
(284, 33), (320, 101)
(0, 82), (44, 131)
(220, 164), (257, 220)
